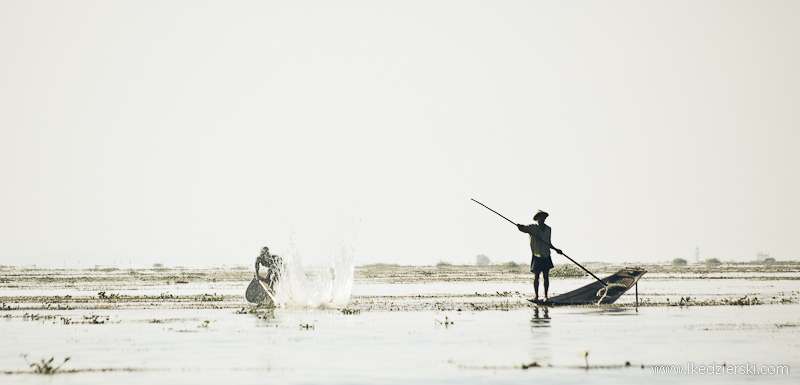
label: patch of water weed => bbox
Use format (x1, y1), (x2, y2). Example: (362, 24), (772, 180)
(198, 320), (211, 328)
(97, 291), (121, 300)
(434, 316), (454, 327)
(237, 304), (275, 316)
(723, 295), (760, 306)
(198, 293), (223, 302)
(22, 355), (71, 375)
(23, 313), (56, 321)
(35, 275), (55, 282)
(341, 308), (360, 315)
(665, 296), (761, 306)
(83, 314), (109, 324)
(521, 361), (541, 369)
(299, 323), (314, 329)
(550, 264), (585, 277)
(495, 291), (522, 297)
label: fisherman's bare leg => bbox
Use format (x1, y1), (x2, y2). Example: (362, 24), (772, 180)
(542, 270), (550, 301)
(533, 270), (541, 301)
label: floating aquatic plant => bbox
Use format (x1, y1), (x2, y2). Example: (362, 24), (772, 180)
(23, 355), (71, 375)
(434, 316), (454, 327)
(550, 264), (585, 277)
(97, 292), (121, 300)
(198, 293), (223, 302)
(83, 315), (108, 324)
(723, 295), (760, 306)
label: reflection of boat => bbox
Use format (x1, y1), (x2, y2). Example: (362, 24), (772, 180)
(528, 267), (646, 306)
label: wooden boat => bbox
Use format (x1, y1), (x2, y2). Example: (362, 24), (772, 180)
(528, 267), (646, 306)
(245, 274), (275, 305)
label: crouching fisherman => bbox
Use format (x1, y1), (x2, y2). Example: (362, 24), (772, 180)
(245, 247), (283, 305)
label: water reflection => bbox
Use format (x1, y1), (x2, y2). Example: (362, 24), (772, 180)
(530, 306), (550, 328)
(590, 306), (636, 316)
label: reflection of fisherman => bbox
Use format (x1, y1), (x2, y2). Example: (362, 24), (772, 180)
(517, 210), (562, 302)
(255, 246), (282, 294)
(532, 306), (550, 322)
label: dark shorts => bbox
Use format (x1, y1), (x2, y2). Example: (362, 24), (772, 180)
(530, 256), (554, 273)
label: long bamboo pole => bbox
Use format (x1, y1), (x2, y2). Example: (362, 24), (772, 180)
(471, 198), (607, 287)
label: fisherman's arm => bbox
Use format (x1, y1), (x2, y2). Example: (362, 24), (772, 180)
(549, 241), (563, 255)
(255, 255), (268, 280)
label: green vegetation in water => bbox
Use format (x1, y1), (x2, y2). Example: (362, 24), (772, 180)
(341, 308), (360, 315)
(237, 304), (276, 315)
(723, 295), (760, 306)
(550, 264), (584, 277)
(665, 296), (761, 307)
(434, 316), (454, 327)
(198, 293), (224, 302)
(521, 361), (541, 369)
(97, 291), (121, 300)
(89, 267), (118, 272)
(672, 258), (688, 266)
(84, 315), (108, 324)
(23, 355), (71, 375)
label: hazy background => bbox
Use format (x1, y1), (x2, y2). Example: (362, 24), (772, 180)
(2, 1), (798, 267)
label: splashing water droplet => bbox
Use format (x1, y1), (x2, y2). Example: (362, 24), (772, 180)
(272, 237), (356, 309)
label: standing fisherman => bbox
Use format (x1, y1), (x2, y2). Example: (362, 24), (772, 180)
(517, 210), (562, 301)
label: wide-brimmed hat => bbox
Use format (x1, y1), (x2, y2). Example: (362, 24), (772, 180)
(533, 210), (549, 220)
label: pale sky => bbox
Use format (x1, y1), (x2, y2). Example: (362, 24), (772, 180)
(2, 1), (799, 267)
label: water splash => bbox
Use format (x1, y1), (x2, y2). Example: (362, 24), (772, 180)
(273, 238), (356, 309)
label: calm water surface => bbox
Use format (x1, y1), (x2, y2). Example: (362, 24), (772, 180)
(1, 275), (798, 384)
